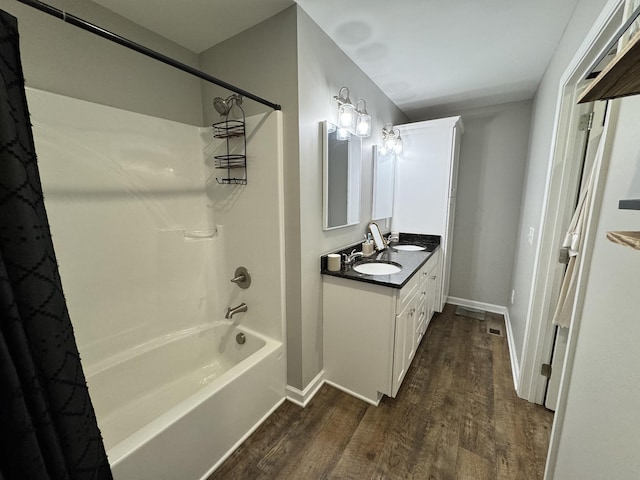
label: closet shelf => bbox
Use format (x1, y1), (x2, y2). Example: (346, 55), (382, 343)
(606, 231), (640, 251)
(579, 31), (640, 103)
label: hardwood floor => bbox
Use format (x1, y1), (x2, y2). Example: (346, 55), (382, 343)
(209, 304), (553, 480)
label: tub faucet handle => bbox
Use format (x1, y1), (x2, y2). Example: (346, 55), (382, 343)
(230, 266), (251, 289)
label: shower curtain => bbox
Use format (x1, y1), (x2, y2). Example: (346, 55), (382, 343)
(0, 10), (111, 480)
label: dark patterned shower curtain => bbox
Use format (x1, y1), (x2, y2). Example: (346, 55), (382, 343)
(0, 10), (112, 480)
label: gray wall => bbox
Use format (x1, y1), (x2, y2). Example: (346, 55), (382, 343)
(454, 101), (531, 307)
(295, 8), (407, 389)
(424, 101), (532, 307)
(198, 7), (304, 389)
(199, 6), (408, 391)
(201, 6), (408, 391)
(199, 8), (298, 125)
(508, 0), (610, 364)
(0, 0), (203, 125)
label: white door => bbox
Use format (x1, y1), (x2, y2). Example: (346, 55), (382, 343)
(544, 99), (608, 410)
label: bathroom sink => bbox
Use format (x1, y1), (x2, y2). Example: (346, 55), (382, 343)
(353, 261), (402, 275)
(392, 244), (426, 251)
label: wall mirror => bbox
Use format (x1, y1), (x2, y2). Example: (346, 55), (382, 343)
(372, 145), (396, 220)
(322, 121), (362, 230)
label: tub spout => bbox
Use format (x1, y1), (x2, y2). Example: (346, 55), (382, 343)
(225, 303), (247, 319)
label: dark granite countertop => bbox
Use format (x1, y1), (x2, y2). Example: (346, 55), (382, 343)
(320, 234), (441, 289)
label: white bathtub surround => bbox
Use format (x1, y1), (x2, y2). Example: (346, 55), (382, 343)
(28, 88), (286, 479)
(99, 322), (285, 479)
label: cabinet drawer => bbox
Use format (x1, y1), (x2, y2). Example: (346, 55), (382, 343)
(396, 270), (421, 312)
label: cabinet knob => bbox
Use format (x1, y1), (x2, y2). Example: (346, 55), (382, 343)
(430, 275), (437, 280)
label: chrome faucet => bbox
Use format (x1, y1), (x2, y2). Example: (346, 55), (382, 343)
(343, 249), (363, 265)
(225, 303), (247, 319)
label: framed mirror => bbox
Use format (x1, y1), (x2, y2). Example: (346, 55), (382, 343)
(368, 222), (386, 250)
(322, 121), (362, 230)
(372, 145), (396, 220)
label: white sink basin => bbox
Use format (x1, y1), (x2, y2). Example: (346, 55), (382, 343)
(353, 262), (402, 275)
(392, 244), (426, 251)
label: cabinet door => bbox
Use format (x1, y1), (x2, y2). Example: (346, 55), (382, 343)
(441, 197), (456, 309)
(416, 294), (427, 346)
(421, 252), (440, 334)
(392, 298), (418, 397)
(393, 124), (450, 235)
(392, 309), (408, 397)
(448, 125), (462, 197)
(416, 267), (429, 341)
(427, 270), (437, 331)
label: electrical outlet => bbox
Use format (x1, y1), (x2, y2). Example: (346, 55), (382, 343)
(510, 289), (515, 305)
(527, 227), (535, 245)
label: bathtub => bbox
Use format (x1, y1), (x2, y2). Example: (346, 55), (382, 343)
(84, 321), (285, 479)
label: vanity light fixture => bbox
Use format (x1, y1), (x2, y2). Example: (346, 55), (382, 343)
(332, 87), (373, 139)
(381, 123), (403, 155)
(334, 87), (356, 132)
(355, 99), (372, 138)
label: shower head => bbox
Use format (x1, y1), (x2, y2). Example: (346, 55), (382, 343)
(213, 97), (229, 116)
(213, 94), (243, 116)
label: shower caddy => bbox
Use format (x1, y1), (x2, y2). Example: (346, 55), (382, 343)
(212, 94), (247, 185)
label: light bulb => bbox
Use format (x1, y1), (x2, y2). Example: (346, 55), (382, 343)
(393, 136), (403, 155)
(356, 113), (371, 137)
(338, 103), (355, 130)
(384, 135), (396, 151)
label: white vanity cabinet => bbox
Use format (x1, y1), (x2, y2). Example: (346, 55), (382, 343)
(323, 249), (441, 405)
(393, 117), (462, 312)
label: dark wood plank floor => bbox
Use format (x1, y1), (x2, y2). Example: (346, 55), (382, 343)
(209, 304), (553, 480)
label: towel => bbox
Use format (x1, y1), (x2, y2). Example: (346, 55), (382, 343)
(551, 135), (603, 328)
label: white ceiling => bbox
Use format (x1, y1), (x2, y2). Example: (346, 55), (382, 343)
(90, 0), (581, 116)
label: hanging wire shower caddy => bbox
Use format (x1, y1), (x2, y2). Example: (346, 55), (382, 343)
(212, 94), (247, 185)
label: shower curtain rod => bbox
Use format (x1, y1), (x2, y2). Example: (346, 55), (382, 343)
(16, 0), (282, 111)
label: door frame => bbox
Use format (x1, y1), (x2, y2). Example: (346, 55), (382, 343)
(544, 98), (608, 411)
(517, 0), (625, 404)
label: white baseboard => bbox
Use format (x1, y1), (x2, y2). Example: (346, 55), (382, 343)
(447, 296), (504, 314)
(502, 308), (520, 390)
(286, 370), (325, 407)
(447, 296), (520, 391)
(323, 380), (382, 407)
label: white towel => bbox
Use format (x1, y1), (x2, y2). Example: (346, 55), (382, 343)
(551, 137), (603, 328)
